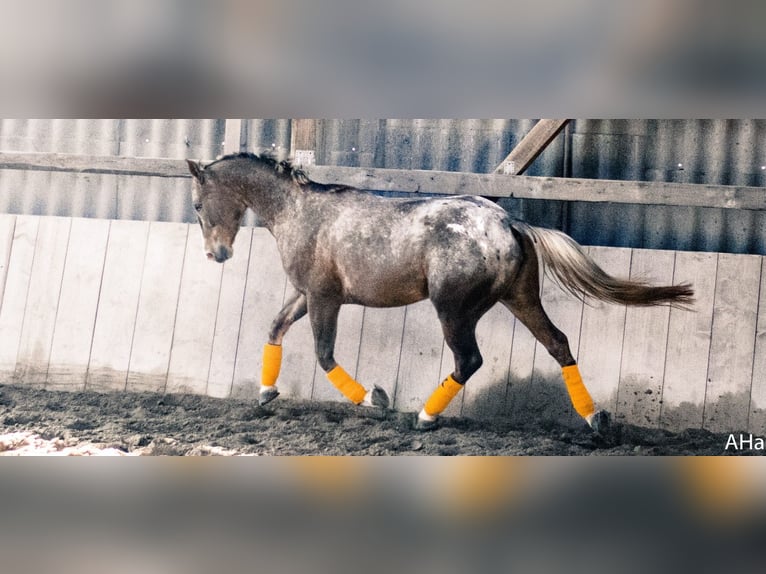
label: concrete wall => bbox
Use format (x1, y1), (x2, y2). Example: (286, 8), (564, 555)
(1, 213), (763, 433)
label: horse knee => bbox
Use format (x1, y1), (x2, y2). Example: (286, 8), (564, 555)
(315, 348), (337, 372)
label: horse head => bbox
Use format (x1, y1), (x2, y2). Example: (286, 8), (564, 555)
(187, 159), (246, 263)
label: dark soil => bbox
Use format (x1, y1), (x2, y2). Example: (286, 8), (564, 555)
(0, 383), (741, 455)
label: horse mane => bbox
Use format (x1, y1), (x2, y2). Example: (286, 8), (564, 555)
(208, 151), (312, 185)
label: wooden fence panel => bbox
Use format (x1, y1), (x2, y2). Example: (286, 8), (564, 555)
(14, 217), (71, 386)
(749, 259), (766, 434)
(1, 214), (764, 435)
(704, 253), (761, 433)
(126, 222), (188, 393)
(0, 214), (15, 307)
(394, 301), (445, 412)
(166, 227), (223, 394)
(659, 251), (717, 431)
(356, 306), (406, 404)
(47, 218), (110, 390)
(461, 304), (514, 420)
(577, 246), (631, 415)
(505, 302), (540, 424)
(86, 220), (150, 391)
(0, 216), (37, 380)
(616, 250), (674, 427)
(206, 228), (253, 398)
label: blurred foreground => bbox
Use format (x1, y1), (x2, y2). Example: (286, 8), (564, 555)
(0, 457), (764, 573)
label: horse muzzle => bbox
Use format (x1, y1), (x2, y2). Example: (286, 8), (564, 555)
(206, 244), (232, 263)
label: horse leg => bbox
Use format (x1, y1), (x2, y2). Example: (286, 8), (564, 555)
(416, 315), (484, 430)
(259, 291), (307, 405)
(501, 290), (609, 433)
(307, 293), (389, 408)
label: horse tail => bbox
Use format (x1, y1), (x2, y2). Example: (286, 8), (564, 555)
(511, 222), (695, 308)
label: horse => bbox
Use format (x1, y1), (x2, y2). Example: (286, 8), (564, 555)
(186, 152), (694, 431)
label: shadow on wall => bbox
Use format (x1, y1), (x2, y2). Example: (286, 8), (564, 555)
(463, 375), (757, 435)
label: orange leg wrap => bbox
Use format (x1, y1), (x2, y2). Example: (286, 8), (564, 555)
(326, 365), (367, 404)
(261, 343), (282, 387)
(424, 375), (464, 417)
(562, 364), (595, 419)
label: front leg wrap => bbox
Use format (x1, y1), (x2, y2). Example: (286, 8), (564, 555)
(261, 343), (282, 387)
(326, 365), (367, 404)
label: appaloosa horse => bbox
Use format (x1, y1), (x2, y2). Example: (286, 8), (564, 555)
(186, 153), (693, 431)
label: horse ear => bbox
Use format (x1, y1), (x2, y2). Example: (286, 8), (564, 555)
(186, 159), (205, 182)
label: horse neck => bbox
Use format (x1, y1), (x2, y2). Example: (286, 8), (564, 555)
(237, 168), (297, 229)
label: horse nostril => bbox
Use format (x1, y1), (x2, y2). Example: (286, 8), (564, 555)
(206, 252), (215, 261)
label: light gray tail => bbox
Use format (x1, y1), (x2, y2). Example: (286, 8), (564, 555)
(512, 223), (695, 308)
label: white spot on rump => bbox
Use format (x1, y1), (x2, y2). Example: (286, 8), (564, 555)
(446, 223), (467, 234)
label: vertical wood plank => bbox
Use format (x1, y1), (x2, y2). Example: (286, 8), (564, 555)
(659, 251), (717, 431)
(528, 269), (586, 425)
(394, 301), (445, 413)
(231, 228), (287, 398)
(355, 306), (406, 404)
(0, 214), (16, 308)
(577, 246), (631, 416)
(87, 220), (150, 391)
(505, 311), (539, 424)
(290, 119), (317, 166)
(0, 216), (38, 380)
(165, 226), (224, 394)
(47, 218), (110, 390)
(126, 222), (188, 393)
(206, 227), (253, 398)
(461, 304), (514, 420)
(749, 258), (766, 434)
(14, 217), (71, 386)
(704, 253), (761, 433)
(617, 249), (674, 427)
(311, 304), (365, 403)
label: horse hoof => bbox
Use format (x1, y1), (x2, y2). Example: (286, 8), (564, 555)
(588, 410), (611, 435)
(362, 385), (390, 409)
(259, 387), (280, 406)
(414, 415), (439, 431)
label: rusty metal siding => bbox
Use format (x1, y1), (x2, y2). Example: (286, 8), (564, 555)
(0, 119), (765, 253)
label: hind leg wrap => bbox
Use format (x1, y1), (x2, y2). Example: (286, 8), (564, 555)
(419, 375), (464, 422)
(562, 364), (595, 419)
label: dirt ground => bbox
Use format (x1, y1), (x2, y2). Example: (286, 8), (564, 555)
(0, 382), (743, 455)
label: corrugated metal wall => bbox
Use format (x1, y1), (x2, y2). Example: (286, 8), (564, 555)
(0, 119), (764, 254)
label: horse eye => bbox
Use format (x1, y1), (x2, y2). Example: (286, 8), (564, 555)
(193, 202), (203, 212)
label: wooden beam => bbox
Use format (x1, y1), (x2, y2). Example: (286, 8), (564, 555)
(290, 119), (317, 166)
(0, 152), (190, 178)
(1, 152), (765, 211)
(308, 165), (766, 211)
(494, 119), (569, 175)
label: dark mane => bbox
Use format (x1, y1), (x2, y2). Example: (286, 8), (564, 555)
(208, 151), (312, 185)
